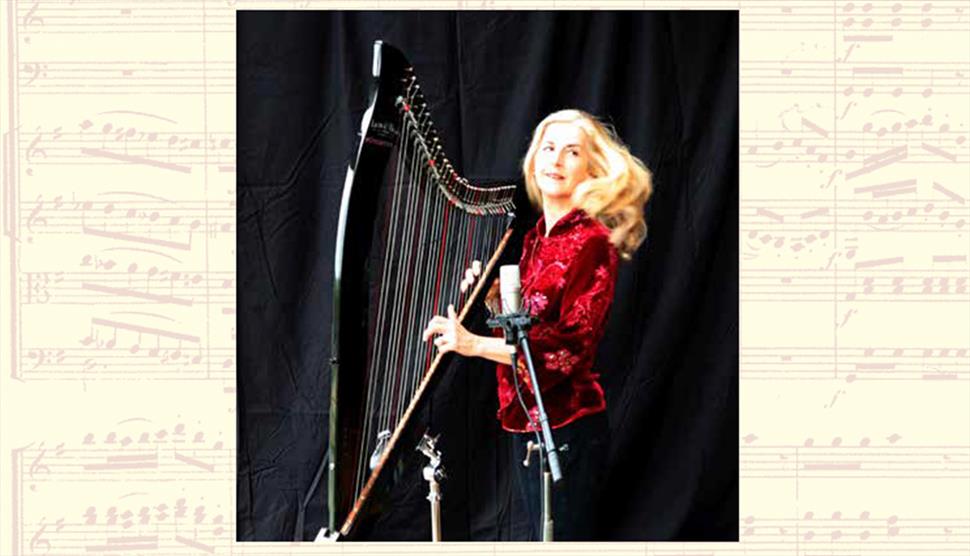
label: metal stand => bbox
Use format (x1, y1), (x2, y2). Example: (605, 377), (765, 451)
(417, 432), (446, 542)
(522, 440), (558, 541)
(489, 311), (564, 542)
(543, 470), (553, 541)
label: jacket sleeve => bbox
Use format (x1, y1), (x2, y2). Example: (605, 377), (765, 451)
(516, 234), (618, 395)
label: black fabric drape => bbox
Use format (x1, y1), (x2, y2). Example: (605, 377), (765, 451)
(237, 11), (738, 541)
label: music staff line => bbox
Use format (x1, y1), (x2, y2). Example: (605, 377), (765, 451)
(642, 544), (968, 555)
(741, 135), (968, 166)
(12, 0), (967, 32)
(735, 515), (969, 549)
(21, 530), (230, 556)
(20, 271), (234, 306)
(740, 269), (970, 303)
(20, 127), (235, 171)
(741, 2), (969, 33)
(20, 198), (235, 248)
(742, 196), (970, 213)
(15, 60), (968, 96)
(741, 345), (970, 382)
(11, 512), (968, 556)
(742, 61), (968, 97)
(741, 198), (970, 234)
(12, 50), (964, 98)
(20, 224), (233, 253)
(21, 137), (965, 172)
(15, 3), (235, 34)
(19, 344), (969, 383)
(741, 21), (970, 33)
(12, 63), (966, 101)
(17, 497), (230, 556)
(14, 58), (234, 95)
(20, 345), (235, 380)
(15, 505), (970, 550)
(20, 196), (236, 213)
(16, 447), (230, 479)
(741, 445), (970, 479)
(12, 438), (967, 482)
(13, 515), (967, 549)
(741, 125), (967, 143)
(740, 221), (966, 235)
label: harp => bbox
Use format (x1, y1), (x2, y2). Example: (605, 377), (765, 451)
(327, 41), (517, 540)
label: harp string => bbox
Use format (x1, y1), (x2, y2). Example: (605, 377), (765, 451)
(358, 126), (406, 497)
(391, 132), (430, 440)
(369, 97), (423, 495)
(349, 78), (517, 502)
(367, 103), (432, 496)
(384, 129), (422, 431)
(421, 168), (445, 374)
(403, 143), (434, 417)
(354, 107), (410, 498)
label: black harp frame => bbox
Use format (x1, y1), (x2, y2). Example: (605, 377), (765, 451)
(328, 41), (518, 540)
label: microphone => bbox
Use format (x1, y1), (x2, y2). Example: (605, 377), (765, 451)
(499, 265), (521, 314)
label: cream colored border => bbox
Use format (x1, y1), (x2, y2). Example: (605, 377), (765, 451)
(1, 1), (968, 554)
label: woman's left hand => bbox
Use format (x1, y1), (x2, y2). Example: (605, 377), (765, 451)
(421, 304), (478, 357)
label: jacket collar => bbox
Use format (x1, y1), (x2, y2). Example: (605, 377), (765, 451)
(535, 207), (588, 238)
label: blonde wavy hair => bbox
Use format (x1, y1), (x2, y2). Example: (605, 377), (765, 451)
(522, 109), (653, 259)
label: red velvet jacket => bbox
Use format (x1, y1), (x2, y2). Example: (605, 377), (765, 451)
(495, 208), (619, 433)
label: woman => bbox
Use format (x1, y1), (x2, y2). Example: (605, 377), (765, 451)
(422, 109), (652, 540)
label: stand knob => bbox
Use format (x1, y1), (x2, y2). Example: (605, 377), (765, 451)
(523, 440), (541, 467)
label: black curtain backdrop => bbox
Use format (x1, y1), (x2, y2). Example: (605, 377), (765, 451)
(237, 11), (738, 542)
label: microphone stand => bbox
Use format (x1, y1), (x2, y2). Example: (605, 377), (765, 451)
(487, 311), (562, 542)
(417, 432), (445, 542)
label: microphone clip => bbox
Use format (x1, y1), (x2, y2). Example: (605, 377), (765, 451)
(486, 312), (537, 346)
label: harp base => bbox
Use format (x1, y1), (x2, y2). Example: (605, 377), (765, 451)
(313, 528), (341, 542)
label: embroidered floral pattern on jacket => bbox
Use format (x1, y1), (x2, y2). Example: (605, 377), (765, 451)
(525, 291), (549, 315)
(544, 348), (580, 372)
(495, 208), (619, 432)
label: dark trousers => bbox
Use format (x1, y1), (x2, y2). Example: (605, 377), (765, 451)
(508, 411), (610, 541)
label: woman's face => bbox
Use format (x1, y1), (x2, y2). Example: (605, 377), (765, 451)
(533, 122), (592, 204)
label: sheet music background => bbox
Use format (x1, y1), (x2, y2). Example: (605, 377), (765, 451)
(1, 0), (967, 554)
